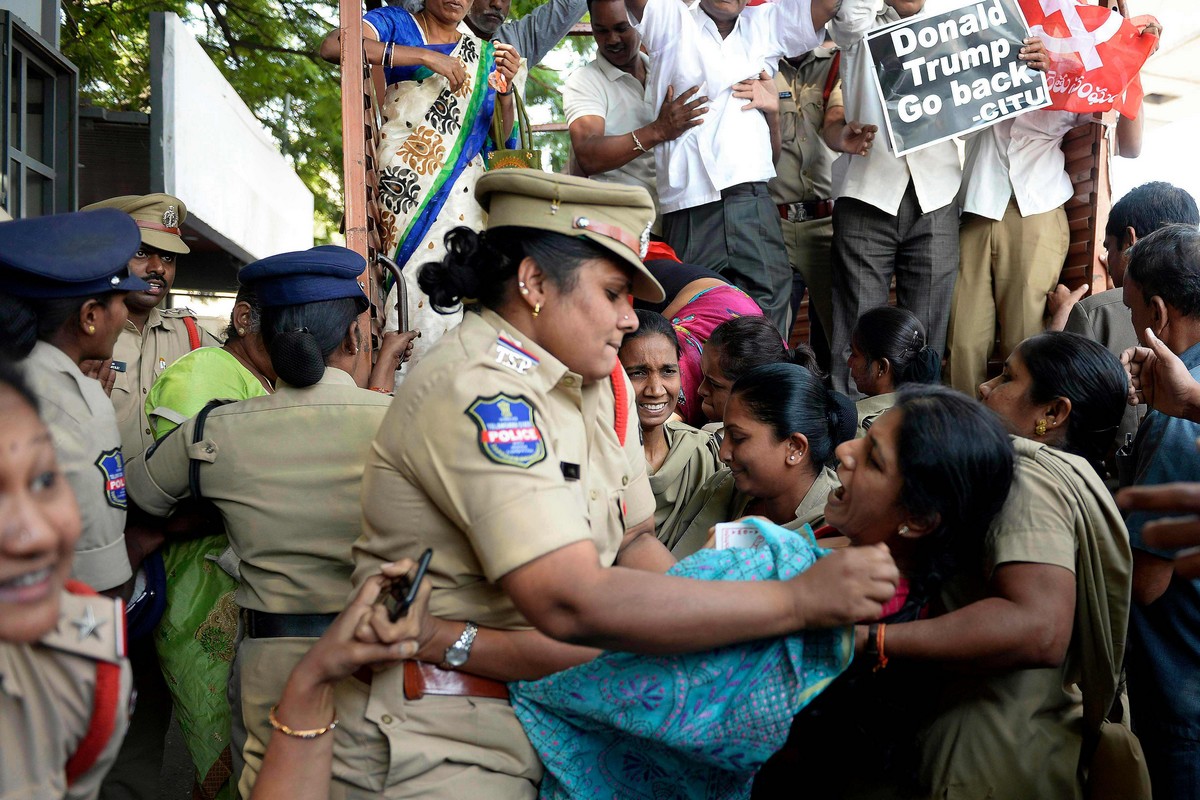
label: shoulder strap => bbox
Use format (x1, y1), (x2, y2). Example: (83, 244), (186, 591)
(823, 49), (842, 108)
(189, 399), (234, 500)
(63, 581), (124, 787)
(611, 364), (628, 447)
(183, 316), (202, 351)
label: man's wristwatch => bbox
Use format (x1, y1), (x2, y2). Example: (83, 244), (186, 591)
(443, 622), (478, 668)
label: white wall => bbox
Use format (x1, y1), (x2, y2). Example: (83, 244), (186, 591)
(153, 13), (313, 261)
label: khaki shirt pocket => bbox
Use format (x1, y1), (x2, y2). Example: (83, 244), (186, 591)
(778, 93), (800, 146)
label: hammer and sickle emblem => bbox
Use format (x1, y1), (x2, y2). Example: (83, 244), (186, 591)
(1032, 0), (1124, 71)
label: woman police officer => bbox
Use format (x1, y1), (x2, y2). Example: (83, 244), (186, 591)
(0, 209), (151, 595)
(124, 246), (398, 798)
(344, 171), (900, 798)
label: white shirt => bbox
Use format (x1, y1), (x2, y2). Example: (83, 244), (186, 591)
(830, 0), (962, 215)
(635, 0), (822, 214)
(563, 53), (659, 211)
(959, 110), (1094, 220)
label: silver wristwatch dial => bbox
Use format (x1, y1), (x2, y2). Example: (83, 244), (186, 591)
(444, 621), (478, 668)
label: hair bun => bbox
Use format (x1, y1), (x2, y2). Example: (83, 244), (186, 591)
(826, 388), (858, 448)
(269, 330), (326, 387)
(0, 294), (39, 359)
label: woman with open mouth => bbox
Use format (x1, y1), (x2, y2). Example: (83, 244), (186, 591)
(757, 384), (1016, 798)
(789, 333), (1131, 800)
(662, 361), (856, 556)
(0, 359), (134, 799)
(618, 309), (721, 537)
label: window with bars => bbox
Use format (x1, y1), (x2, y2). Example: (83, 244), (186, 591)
(2, 10), (77, 218)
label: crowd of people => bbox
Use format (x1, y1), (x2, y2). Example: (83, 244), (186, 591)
(2, 0), (1197, 799)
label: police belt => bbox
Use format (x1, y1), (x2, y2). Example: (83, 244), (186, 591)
(243, 609), (338, 639)
(353, 660), (510, 702)
(778, 198), (834, 223)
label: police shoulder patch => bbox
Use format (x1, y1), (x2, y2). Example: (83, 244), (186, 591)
(94, 448), (127, 510)
(466, 393), (546, 469)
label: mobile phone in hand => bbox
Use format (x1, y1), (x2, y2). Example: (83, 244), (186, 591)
(379, 548), (433, 622)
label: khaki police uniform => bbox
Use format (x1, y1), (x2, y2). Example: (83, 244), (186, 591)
(344, 309), (654, 799)
(661, 465), (838, 557)
(0, 589), (133, 800)
(340, 171), (660, 799)
(768, 48), (842, 338)
(81, 193), (218, 464)
(112, 307), (219, 463)
(21, 342), (131, 593)
(854, 391), (895, 438)
(125, 368), (391, 798)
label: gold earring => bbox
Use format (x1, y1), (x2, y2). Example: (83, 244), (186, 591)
(1035, 419), (1048, 437)
(238, 327), (246, 336)
(532, 302), (541, 319)
(87, 325), (96, 335)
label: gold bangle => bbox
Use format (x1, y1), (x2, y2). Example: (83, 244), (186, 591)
(268, 704), (338, 739)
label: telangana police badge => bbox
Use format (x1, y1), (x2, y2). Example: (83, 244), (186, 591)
(94, 448), (128, 509)
(466, 394), (546, 468)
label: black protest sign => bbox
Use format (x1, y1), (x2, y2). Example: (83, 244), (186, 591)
(866, 0), (1051, 156)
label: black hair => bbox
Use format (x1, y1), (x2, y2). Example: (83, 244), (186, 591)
(729, 363), (854, 468)
(1016, 331), (1128, 472)
(419, 227), (613, 314)
(0, 291), (121, 360)
(223, 284), (264, 342)
(0, 356), (39, 412)
(621, 309), (680, 358)
(260, 297), (363, 387)
(1125, 224), (1200, 317)
(892, 385), (1015, 612)
(1106, 182), (1199, 244)
(707, 315), (824, 382)
(851, 306), (939, 388)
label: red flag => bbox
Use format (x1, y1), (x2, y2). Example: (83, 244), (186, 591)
(1017, 0), (1157, 118)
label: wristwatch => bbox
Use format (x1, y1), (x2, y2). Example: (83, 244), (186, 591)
(443, 622), (479, 668)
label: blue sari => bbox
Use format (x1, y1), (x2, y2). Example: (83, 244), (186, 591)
(365, 6), (499, 268)
(509, 520), (852, 800)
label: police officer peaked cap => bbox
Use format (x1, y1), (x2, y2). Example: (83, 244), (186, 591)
(475, 171), (665, 303)
(238, 245), (369, 311)
(82, 193), (191, 255)
(0, 208), (152, 299)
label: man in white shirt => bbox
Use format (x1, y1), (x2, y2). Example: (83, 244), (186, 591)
(823, 0), (963, 396)
(563, 0), (708, 227)
(624, 0), (838, 335)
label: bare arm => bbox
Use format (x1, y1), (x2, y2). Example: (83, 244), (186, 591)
(1131, 549), (1174, 606)
(1115, 109), (1143, 159)
(570, 86), (707, 176)
(318, 26), (468, 90)
(497, 539), (899, 653)
(873, 562), (1076, 671)
(821, 104), (876, 155)
(1118, 481), (1200, 580)
(616, 516), (677, 573)
(625, 0), (648, 24)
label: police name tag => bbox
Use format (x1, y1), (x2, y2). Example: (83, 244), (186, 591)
(493, 335), (539, 374)
(466, 393), (547, 468)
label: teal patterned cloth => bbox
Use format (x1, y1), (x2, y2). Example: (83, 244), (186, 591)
(510, 520), (852, 800)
